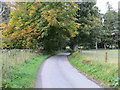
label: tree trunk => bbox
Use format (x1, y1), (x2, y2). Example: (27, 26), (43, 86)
(118, 41), (120, 49)
(0, 4), (5, 15)
(74, 45), (78, 52)
(95, 41), (98, 50)
(104, 43), (107, 49)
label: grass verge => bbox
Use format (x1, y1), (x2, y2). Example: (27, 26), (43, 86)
(2, 54), (49, 88)
(68, 51), (119, 88)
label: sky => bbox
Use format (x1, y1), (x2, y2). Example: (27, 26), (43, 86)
(0, 0), (119, 14)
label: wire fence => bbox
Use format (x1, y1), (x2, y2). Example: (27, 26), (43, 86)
(81, 49), (118, 64)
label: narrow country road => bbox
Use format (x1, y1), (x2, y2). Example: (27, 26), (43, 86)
(35, 53), (102, 88)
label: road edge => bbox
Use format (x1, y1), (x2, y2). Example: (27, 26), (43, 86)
(67, 55), (105, 88)
(34, 54), (58, 88)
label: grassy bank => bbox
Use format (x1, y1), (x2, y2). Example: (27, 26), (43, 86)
(2, 54), (49, 88)
(82, 49), (118, 64)
(68, 51), (119, 88)
(1, 49), (37, 88)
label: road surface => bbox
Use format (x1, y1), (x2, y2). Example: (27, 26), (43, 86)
(35, 53), (102, 88)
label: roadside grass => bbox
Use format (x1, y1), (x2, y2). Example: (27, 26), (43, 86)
(2, 54), (49, 88)
(1, 49), (60, 88)
(2, 49), (36, 66)
(1, 49), (37, 88)
(82, 49), (118, 64)
(68, 51), (119, 88)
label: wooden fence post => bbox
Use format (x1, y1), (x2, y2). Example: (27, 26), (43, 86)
(105, 52), (108, 62)
(94, 51), (96, 60)
(80, 49), (82, 53)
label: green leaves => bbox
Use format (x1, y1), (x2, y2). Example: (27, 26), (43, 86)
(101, 9), (119, 48)
(69, 2), (101, 49)
(2, 2), (79, 52)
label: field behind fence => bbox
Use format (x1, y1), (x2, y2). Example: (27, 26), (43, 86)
(82, 49), (118, 64)
(0, 49), (37, 88)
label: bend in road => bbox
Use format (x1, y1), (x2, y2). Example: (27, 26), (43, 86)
(35, 53), (102, 88)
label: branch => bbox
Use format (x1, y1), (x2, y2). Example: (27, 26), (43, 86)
(0, 6), (5, 16)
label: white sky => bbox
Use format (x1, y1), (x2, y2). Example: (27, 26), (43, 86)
(96, 0), (119, 13)
(0, 0), (119, 14)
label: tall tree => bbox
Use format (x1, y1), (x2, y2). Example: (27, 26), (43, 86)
(106, 2), (113, 11)
(118, 7), (120, 49)
(2, 2), (79, 52)
(69, 1), (101, 50)
(101, 2), (118, 49)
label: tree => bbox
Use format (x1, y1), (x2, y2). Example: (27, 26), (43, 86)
(0, 2), (5, 15)
(117, 8), (120, 49)
(2, 2), (80, 52)
(101, 2), (118, 49)
(106, 2), (113, 11)
(69, 1), (101, 50)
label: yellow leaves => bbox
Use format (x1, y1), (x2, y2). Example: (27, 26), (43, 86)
(0, 23), (7, 29)
(52, 17), (57, 25)
(26, 41), (32, 47)
(26, 34), (31, 37)
(32, 6), (36, 9)
(8, 22), (15, 28)
(27, 27), (32, 32)
(30, 23), (35, 27)
(10, 31), (18, 39)
(48, 9), (54, 13)
(75, 23), (81, 28)
(72, 17), (78, 21)
(15, 26), (19, 30)
(74, 31), (79, 35)
(2, 30), (8, 37)
(26, 37), (37, 47)
(21, 29), (26, 33)
(70, 31), (78, 37)
(9, 29), (25, 39)
(26, 23), (36, 33)
(2, 36), (12, 47)
(33, 28), (37, 32)
(38, 36), (42, 39)
(36, 2), (42, 6)
(66, 38), (70, 40)
(42, 9), (55, 16)
(71, 32), (76, 37)
(41, 9), (58, 26)
(44, 15), (58, 26)
(70, 30), (78, 38)
(70, 3), (77, 7)
(29, 10), (36, 16)
(50, 17), (58, 26)
(29, 3), (42, 16)
(45, 16), (51, 22)
(27, 28), (32, 33)
(25, 22), (30, 25)
(41, 10), (47, 16)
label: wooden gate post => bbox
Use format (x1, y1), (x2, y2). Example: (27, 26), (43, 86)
(94, 51), (96, 60)
(105, 52), (108, 62)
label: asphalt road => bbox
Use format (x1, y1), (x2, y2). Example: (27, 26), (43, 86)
(35, 53), (102, 88)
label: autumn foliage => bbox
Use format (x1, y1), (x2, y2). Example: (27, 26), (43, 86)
(2, 2), (80, 51)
